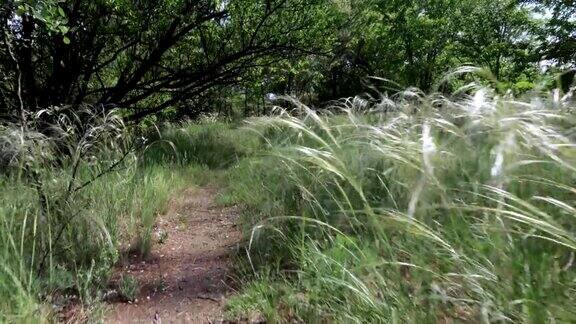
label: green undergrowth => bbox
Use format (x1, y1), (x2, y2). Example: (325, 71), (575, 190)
(0, 156), (196, 322)
(141, 120), (261, 169)
(222, 89), (576, 322)
(3, 89), (575, 323)
(0, 114), (257, 321)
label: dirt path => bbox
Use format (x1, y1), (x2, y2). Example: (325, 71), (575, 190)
(106, 187), (242, 323)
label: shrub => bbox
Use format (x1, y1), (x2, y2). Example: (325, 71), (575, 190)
(141, 120), (260, 169)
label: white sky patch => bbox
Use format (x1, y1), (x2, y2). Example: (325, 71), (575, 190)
(7, 13), (22, 34)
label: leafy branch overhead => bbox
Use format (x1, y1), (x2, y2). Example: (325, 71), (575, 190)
(0, 0), (574, 122)
(1, 0), (343, 121)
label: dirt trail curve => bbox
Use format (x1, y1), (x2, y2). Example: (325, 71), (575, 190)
(106, 187), (242, 323)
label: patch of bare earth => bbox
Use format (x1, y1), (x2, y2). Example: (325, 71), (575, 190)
(106, 187), (242, 323)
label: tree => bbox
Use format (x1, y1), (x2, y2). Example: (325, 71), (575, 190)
(526, 0), (576, 66)
(1, 0), (571, 123)
(286, 0), (542, 98)
(0, 0), (342, 122)
(454, 0), (539, 80)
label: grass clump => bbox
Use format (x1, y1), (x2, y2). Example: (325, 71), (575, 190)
(118, 275), (139, 302)
(225, 86), (576, 322)
(0, 108), (262, 320)
(0, 108), (194, 320)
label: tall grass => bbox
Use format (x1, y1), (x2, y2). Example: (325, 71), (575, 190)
(226, 84), (576, 322)
(2, 81), (573, 322)
(0, 109), (262, 320)
(141, 119), (261, 169)
(0, 108), (197, 321)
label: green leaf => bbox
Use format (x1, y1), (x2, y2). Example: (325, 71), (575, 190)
(58, 7), (66, 17)
(16, 5), (27, 15)
(63, 36), (71, 45)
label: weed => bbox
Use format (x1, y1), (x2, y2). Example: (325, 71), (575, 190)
(151, 277), (168, 295)
(118, 275), (139, 302)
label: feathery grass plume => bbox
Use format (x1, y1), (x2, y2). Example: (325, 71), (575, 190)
(0, 105), (196, 320)
(227, 78), (576, 322)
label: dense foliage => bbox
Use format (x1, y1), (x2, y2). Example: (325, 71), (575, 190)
(1, 0), (574, 122)
(0, 0), (344, 121)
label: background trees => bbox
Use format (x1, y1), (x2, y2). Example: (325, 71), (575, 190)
(528, 0), (575, 65)
(0, 0), (574, 123)
(311, 0), (543, 95)
(0, 0), (344, 121)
